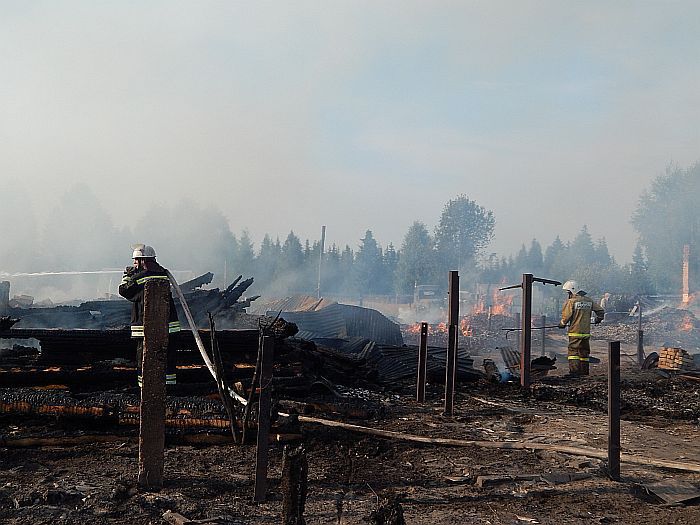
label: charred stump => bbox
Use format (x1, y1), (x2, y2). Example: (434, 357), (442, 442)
(281, 444), (308, 525)
(369, 493), (405, 525)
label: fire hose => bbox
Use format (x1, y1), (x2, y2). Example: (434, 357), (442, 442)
(166, 270), (247, 406)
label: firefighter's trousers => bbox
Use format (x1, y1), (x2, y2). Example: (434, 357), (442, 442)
(136, 337), (178, 387)
(567, 336), (590, 376)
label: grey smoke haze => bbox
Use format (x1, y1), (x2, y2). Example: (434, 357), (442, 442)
(2, 1), (700, 277)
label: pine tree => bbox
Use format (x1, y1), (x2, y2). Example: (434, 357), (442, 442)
(395, 221), (437, 294)
(434, 195), (495, 274)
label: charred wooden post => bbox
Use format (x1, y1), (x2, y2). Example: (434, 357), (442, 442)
(540, 314), (546, 356)
(0, 281), (9, 317)
(608, 340), (621, 481)
(636, 301), (644, 368)
(444, 271), (459, 417)
(254, 335), (274, 502)
(281, 445), (308, 525)
(138, 279), (169, 491)
(416, 322), (428, 403)
(520, 274), (533, 388)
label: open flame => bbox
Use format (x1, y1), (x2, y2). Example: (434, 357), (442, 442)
(472, 289), (513, 316)
(404, 319), (473, 337)
(460, 318), (472, 337)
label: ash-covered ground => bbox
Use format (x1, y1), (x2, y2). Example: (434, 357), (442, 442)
(2, 334), (700, 524)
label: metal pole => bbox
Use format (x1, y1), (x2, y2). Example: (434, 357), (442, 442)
(541, 314), (546, 356)
(138, 279), (169, 491)
(637, 302), (644, 367)
(317, 225), (326, 299)
(520, 274), (533, 388)
(416, 322), (428, 402)
(608, 340), (621, 481)
(254, 335), (274, 503)
(682, 244), (690, 303)
(444, 271), (459, 416)
(514, 312), (521, 355)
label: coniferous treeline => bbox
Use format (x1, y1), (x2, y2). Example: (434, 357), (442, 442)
(4, 164), (698, 299)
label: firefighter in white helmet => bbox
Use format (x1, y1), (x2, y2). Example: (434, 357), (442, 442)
(118, 244), (180, 388)
(558, 280), (604, 376)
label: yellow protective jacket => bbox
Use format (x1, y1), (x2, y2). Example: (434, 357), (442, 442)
(559, 293), (604, 338)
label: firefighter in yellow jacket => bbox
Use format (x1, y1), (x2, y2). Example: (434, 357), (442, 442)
(558, 280), (604, 376)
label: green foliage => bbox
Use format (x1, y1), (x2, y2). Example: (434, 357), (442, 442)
(353, 230), (387, 294)
(395, 221), (436, 294)
(434, 194), (495, 274)
(632, 164), (700, 293)
(234, 230), (255, 277)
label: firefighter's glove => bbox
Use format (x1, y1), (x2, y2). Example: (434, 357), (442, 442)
(124, 266), (136, 276)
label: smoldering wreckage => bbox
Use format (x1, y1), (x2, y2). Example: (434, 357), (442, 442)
(1, 272), (700, 524)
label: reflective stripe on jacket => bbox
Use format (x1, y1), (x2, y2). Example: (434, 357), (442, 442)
(118, 264), (181, 338)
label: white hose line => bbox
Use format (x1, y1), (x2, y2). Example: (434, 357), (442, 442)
(166, 270), (247, 405)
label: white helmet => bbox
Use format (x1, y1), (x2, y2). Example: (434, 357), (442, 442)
(132, 244), (157, 259)
(562, 280), (578, 294)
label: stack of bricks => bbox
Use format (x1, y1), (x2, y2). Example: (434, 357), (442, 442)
(658, 347), (694, 371)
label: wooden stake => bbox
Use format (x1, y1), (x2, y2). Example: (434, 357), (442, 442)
(444, 271), (459, 416)
(608, 340), (621, 481)
(416, 322), (428, 402)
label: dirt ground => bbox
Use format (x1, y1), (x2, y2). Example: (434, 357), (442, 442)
(2, 335), (700, 524)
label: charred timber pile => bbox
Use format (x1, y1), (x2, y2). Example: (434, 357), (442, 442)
(0, 387), (297, 435)
(3, 272), (259, 331)
(0, 328), (261, 365)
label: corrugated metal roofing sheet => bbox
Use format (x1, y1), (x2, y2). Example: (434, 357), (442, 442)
(249, 295), (336, 314)
(337, 304), (403, 346)
(250, 295), (403, 345)
(273, 303), (347, 339)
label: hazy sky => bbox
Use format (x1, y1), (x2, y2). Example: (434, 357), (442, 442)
(2, 1), (699, 264)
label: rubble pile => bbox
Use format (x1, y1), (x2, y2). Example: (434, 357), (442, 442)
(530, 374), (700, 420)
(593, 307), (700, 350)
(282, 337), (484, 388)
(3, 272), (258, 331)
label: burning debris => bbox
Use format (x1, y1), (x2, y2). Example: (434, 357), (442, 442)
(594, 307), (700, 351)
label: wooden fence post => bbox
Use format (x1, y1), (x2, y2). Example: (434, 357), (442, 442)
(138, 279), (169, 491)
